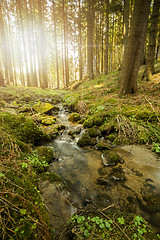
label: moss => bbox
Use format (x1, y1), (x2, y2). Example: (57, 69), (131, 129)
(93, 114), (104, 126)
(36, 146), (54, 164)
(17, 140), (31, 153)
(107, 133), (117, 142)
(102, 150), (123, 166)
(43, 125), (59, 139)
(99, 124), (109, 135)
(83, 117), (94, 128)
(33, 101), (54, 114)
(96, 142), (111, 150)
(41, 115), (57, 125)
(68, 112), (81, 122)
(0, 112), (51, 146)
(42, 172), (63, 183)
(77, 133), (96, 147)
(88, 127), (100, 137)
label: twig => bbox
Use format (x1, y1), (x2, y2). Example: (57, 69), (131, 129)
(98, 210), (131, 240)
(145, 97), (160, 123)
(101, 204), (115, 212)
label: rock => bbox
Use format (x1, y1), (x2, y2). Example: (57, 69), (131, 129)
(88, 127), (100, 137)
(92, 115), (103, 126)
(141, 181), (160, 213)
(41, 116), (57, 125)
(43, 125), (59, 139)
(33, 101), (55, 115)
(36, 146), (55, 164)
(0, 112), (50, 145)
(68, 112), (81, 122)
(77, 133), (96, 147)
(109, 166), (127, 182)
(101, 150), (123, 166)
(97, 177), (112, 187)
(96, 142), (111, 150)
(83, 118), (94, 128)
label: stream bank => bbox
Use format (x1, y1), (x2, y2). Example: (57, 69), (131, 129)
(39, 104), (160, 239)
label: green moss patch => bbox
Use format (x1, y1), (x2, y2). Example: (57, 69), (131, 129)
(77, 133), (97, 147)
(68, 112), (81, 122)
(0, 112), (50, 146)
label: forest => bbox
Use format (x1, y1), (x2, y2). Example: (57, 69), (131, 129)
(0, 0), (160, 240)
(0, 0), (159, 92)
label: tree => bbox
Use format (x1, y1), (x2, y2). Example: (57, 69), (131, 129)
(119, 0), (151, 94)
(87, 0), (94, 79)
(78, 0), (82, 81)
(104, 0), (109, 75)
(144, 0), (160, 81)
(63, 0), (69, 88)
(122, 0), (130, 57)
(53, 1), (60, 89)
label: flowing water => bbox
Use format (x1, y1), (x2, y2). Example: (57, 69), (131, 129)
(40, 104), (160, 237)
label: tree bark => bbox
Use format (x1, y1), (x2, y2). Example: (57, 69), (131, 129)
(53, 1), (60, 89)
(78, 0), (82, 81)
(104, 0), (109, 75)
(144, 0), (160, 80)
(123, 0), (130, 57)
(119, 0), (151, 95)
(87, 0), (94, 79)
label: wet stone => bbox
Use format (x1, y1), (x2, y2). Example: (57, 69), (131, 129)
(101, 150), (124, 166)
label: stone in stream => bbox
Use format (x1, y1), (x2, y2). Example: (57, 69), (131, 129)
(101, 150), (124, 166)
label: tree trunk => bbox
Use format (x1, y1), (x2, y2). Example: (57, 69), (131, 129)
(87, 0), (94, 79)
(104, 0), (109, 75)
(63, 0), (69, 88)
(123, 0), (130, 57)
(119, 0), (151, 95)
(53, 1), (60, 89)
(78, 0), (82, 81)
(144, 0), (160, 80)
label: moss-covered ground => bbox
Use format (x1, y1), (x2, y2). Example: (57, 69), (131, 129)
(65, 65), (160, 147)
(0, 87), (64, 239)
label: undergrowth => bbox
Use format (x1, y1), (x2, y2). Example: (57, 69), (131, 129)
(0, 130), (51, 239)
(68, 212), (160, 240)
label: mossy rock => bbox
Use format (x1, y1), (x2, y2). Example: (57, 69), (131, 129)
(83, 118), (94, 128)
(41, 116), (57, 125)
(68, 112), (81, 122)
(43, 125), (59, 139)
(109, 166), (127, 182)
(77, 133), (96, 147)
(36, 146), (54, 164)
(0, 112), (50, 145)
(93, 114), (103, 126)
(88, 127), (100, 137)
(33, 101), (54, 115)
(102, 150), (123, 166)
(96, 142), (111, 150)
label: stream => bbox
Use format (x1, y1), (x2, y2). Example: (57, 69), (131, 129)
(40, 104), (160, 239)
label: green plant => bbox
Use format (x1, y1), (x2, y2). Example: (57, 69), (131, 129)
(152, 142), (160, 153)
(69, 213), (159, 240)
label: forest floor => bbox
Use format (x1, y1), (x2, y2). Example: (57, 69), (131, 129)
(0, 64), (160, 239)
